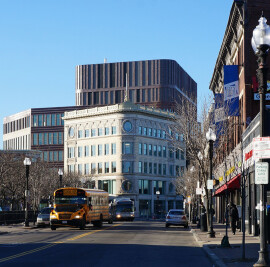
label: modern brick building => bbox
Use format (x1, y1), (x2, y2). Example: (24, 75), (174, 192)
(75, 59), (197, 112)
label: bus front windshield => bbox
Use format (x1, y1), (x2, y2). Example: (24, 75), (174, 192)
(55, 196), (87, 205)
(116, 204), (134, 212)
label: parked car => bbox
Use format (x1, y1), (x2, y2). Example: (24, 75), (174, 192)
(37, 207), (54, 227)
(165, 209), (188, 228)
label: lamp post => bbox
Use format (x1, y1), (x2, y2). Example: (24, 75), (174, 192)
(197, 152), (203, 220)
(58, 169), (63, 188)
(252, 14), (270, 267)
(156, 190), (160, 218)
(23, 157), (31, 227)
(206, 128), (216, 238)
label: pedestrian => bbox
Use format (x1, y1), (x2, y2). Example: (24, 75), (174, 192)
(229, 203), (239, 235)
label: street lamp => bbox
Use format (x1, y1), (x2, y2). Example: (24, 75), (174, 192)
(156, 190), (160, 218)
(23, 157), (31, 227)
(58, 169), (63, 188)
(252, 14), (270, 267)
(206, 128), (216, 238)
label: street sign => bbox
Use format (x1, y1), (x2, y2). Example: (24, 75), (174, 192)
(207, 180), (213, 189)
(196, 188), (202, 195)
(255, 162), (269, 184)
(253, 137), (270, 159)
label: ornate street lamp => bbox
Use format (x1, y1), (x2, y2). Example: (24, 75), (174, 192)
(23, 157), (31, 227)
(58, 169), (63, 188)
(206, 128), (216, 238)
(252, 14), (270, 267)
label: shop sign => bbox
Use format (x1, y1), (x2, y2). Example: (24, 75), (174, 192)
(253, 137), (270, 159)
(207, 180), (213, 189)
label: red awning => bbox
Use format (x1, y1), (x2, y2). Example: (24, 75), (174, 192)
(214, 174), (241, 196)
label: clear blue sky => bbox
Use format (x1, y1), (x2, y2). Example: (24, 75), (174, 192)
(0, 0), (233, 148)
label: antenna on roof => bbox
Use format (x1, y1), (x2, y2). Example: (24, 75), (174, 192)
(104, 58), (107, 63)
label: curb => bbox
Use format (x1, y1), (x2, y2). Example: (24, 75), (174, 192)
(190, 228), (227, 267)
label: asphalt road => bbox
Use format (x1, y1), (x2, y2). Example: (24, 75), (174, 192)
(0, 221), (212, 267)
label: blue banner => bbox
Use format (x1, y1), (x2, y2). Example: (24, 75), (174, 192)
(224, 65), (239, 116)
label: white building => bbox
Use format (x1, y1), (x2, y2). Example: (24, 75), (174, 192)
(63, 101), (185, 217)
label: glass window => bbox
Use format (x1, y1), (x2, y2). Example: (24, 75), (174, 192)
(105, 144), (109, 155)
(149, 144), (152, 156)
(105, 127), (110, 135)
(105, 162), (109, 173)
(38, 115), (43, 127)
(138, 162), (142, 173)
(98, 145), (103, 156)
(163, 164), (166, 175)
(139, 179), (150, 195)
(143, 144), (147, 155)
(85, 163), (89, 175)
(33, 115), (38, 127)
(43, 151), (48, 161)
(53, 133), (58, 144)
(111, 143), (116, 155)
(78, 164), (82, 175)
(91, 163), (96, 174)
(158, 146), (162, 157)
(61, 114), (64, 126)
(85, 146), (89, 157)
(154, 163), (157, 174)
(49, 151), (53, 162)
(49, 133), (53, 145)
(157, 130), (161, 138)
(59, 151), (63, 161)
(139, 143), (142, 155)
(123, 142), (133, 154)
(98, 128), (103, 136)
(111, 161), (116, 173)
(54, 151), (58, 161)
(85, 129), (89, 137)
(149, 162), (152, 174)
(153, 145), (157, 156)
(51, 114), (56, 126)
(68, 147), (75, 158)
(169, 148), (174, 158)
(56, 114), (61, 126)
(68, 165), (75, 173)
(139, 126), (142, 135)
(59, 132), (63, 144)
(33, 133), (38, 145)
(78, 130), (83, 138)
(38, 133), (43, 145)
(148, 128), (152, 136)
(163, 146), (166, 157)
(91, 145), (96, 156)
(162, 130), (166, 139)
(169, 165), (174, 176)
(44, 133), (48, 145)
(122, 161), (133, 173)
(158, 164), (162, 174)
(91, 129), (96, 137)
(143, 127), (147, 135)
(112, 126), (116, 135)
(181, 150), (185, 160)
(98, 162), (103, 173)
(78, 147), (82, 157)
(153, 129), (157, 137)
(176, 149), (180, 159)
(144, 162), (147, 173)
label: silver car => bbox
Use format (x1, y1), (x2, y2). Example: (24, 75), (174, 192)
(37, 207), (53, 227)
(165, 209), (188, 228)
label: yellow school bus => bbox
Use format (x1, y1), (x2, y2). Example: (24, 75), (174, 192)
(50, 187), (111, 230)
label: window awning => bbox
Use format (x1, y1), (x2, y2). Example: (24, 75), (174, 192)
(214, 174), (241, 196)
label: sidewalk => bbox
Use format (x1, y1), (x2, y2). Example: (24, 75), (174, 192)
(0, 222), (36, 234)
(191, 222), (269, 267)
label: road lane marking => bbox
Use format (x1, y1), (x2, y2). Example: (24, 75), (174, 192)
(0, 224), (122, 263)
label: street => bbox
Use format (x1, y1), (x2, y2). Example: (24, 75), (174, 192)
(0, 221), (212, 267)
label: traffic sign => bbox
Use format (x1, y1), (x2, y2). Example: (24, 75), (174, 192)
(255, 162), (269, 184)
(253, 137), (270, 159)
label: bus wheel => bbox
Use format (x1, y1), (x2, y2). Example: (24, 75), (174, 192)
(51, 225), (56, 230)
(80, 217), (86, 230)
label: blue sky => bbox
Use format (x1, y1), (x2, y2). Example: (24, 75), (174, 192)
(0, 0), (233, 148)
